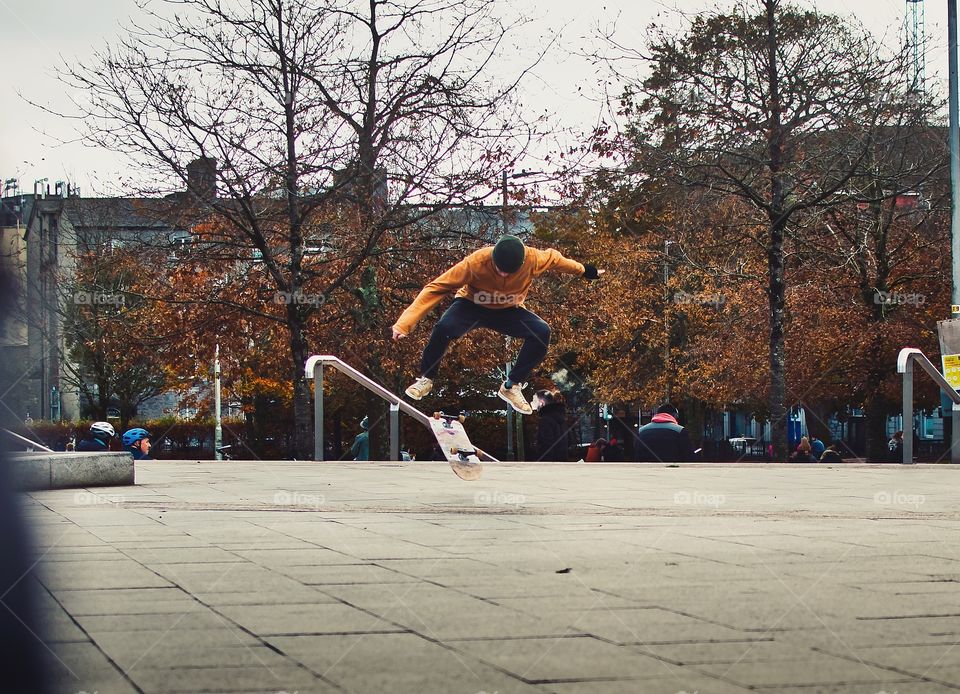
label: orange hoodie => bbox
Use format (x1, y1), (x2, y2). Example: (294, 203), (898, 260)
(392, 246), (585, 336)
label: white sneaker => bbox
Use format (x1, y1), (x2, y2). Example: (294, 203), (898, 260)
(498, 381), (532, 415)
(405, 376), (433, 400)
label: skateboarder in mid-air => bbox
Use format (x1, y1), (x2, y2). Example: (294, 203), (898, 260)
(391, 234), (602, 415)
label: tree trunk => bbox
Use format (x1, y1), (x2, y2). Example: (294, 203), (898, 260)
(767, 254), (788, 459)
(863, 332), (893, 461)
(765, 0), (788, 460)
(863, 394), (891, 462)
(288, 317), (313, 459)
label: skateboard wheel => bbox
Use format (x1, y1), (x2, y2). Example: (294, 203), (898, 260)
(458, 415), (465, 423)
(433, 412), (440, 419)
(451, 446), (459, 454)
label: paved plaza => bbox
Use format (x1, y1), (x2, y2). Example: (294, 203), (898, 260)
(24, 460), (960, 693)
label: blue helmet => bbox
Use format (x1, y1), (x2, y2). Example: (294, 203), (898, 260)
(122, 428), (150, 448)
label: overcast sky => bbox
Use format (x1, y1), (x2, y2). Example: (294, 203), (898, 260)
(0, 0), (947, 197)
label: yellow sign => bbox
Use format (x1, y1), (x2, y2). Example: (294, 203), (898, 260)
(953, 305), (960, 315)
(944, 354), (960, 389)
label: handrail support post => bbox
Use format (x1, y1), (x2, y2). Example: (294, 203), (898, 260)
(390, 403), (400, 461)
(314, 362), (324, 462)
(953, 403), (960, 464)
(903, 360), (913, 464)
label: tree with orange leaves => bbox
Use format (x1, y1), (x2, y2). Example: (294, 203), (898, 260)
(69, 0), (550, 458)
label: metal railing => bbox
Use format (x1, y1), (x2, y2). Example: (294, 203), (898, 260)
(897, 347), (960, 464)
(304, 355), (432, 462)
(1, 428), (54, 452)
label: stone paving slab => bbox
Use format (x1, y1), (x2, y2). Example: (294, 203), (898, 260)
(24, 460), (960, 693)
(126, 664), (339, 694)
(269, 632), (546, 693)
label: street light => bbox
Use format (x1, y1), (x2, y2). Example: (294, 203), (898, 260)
(214, 344), (222, 460)
(663, 239), (674, 402)
(950, 0), (960, 319)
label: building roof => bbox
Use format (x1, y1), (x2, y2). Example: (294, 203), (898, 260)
(26, 196), (186, 240)
(60, 197), (180, 230)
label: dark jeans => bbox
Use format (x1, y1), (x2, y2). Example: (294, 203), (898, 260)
(420, 298), (550, 383)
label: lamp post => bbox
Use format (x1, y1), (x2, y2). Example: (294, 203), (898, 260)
(214, 344), (222, 460)
(950, 0), (959, 319)
(663, 239), (674, 402)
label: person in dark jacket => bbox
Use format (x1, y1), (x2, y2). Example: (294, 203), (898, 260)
(122, 427), (153, 460)
(534, 390), (568, 461)
(888, 430), (904, 462)
(350, 416), (370, 461)
(76, 421), (116, 452)
(819, 441), (843, 463)
(809, 434), (826, 459)
(635, 403), (696, 462)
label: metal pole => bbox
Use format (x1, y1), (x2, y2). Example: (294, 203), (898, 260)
(1, 428), (54, 452)
(903, 360), (913, 464)
(390, 403), (399, 461)
(516, 408), (525, 461)
(503, 174), (515, 460)
(953, 403), (960, 464)
(314, 362), (324, 461)
(502, 170), (509, 234)
(214, 344), (222, 460)
(663, 239), (672, 401)
(506, 356), (515, 460)
(950, 0), (960, 318)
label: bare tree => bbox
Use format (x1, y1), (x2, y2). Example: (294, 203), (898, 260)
(65, 0), (545, 456)
(597, 0), (933, 457)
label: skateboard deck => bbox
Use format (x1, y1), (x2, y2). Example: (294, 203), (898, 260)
(428, 412), (484, 481)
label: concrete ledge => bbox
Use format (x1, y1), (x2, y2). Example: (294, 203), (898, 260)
(9, 452), (135, 491)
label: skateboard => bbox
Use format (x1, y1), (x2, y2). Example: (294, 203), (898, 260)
(428, 411), (484, 481)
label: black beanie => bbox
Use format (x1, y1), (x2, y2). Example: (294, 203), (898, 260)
(492, 235), (525, 273)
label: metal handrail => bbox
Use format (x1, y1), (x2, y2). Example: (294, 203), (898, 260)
(897, 347), (960, 464)
(1, 428), (54, 452)
(305, 355), (499, 463)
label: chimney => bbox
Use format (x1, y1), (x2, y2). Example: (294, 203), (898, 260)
(186, 157), (217, 203)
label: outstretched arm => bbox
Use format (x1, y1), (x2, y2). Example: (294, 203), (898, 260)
(531, 248), (602, 280)
(392, 253), (474, 338)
